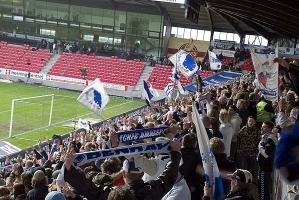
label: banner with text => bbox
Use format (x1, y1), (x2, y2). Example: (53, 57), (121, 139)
(118, 127), (168, 143)
(73, 140), (170, 166)
(9, 70), (29, 78)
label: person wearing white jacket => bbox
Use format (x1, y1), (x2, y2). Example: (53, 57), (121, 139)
(219, 109), (233, 158)
(228, 105), (242, 160)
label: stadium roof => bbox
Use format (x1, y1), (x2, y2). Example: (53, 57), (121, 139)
(156, 0), (299, 39)
(53, 0), (299, 39)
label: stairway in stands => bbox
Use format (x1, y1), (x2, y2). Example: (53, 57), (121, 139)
(134, 65), (154, 91)
(40, 53), (61, 74)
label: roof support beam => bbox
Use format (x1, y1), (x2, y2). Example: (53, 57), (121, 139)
(205, 7), (214, 43)
(211, 8), (275, 39)
(207, 1), (299, 29)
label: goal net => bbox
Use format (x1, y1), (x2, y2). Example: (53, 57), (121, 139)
(8, 94), (83, 138)
(9, 94), (54, 138)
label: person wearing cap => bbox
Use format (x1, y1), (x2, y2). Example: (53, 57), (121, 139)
(63, 139), (182, 200)
(202, 169), (255, 200)
(26, 170), (48, 200)
(45, 191), (66, 200)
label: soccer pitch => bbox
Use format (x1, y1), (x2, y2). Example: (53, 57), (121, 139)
(0, 82), (144, 149)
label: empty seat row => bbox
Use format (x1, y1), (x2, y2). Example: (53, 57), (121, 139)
(0, 42), (51, 73)
(48, 53), (145, 86)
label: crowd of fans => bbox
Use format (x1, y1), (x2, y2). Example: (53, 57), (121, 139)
(0, 58), (298, 200)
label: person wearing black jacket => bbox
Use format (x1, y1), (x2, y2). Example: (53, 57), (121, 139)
(257, 121), (277, 200)
(63, 139), (182, 200)
(180, 134), (200, 200)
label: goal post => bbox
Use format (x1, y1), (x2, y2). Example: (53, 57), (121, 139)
(9, 94), (55, 138)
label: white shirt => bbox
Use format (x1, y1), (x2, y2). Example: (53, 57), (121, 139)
(162, 177), (191, 200)
(219, 123), (233, 157)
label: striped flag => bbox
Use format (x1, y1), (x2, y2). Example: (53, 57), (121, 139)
(164, 82), (174, 98)
(143, 81), (154, 102)
(143, 81), (162, 103)
(192, 104), (225, 199)
(177, 80), (186, 95)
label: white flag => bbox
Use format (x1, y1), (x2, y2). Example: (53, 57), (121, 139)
(251, 48), (278, 101)
(77, 118), (89, 130)
(77, 78), (109, 115)
(209, 51), (222, 70)
(169, 50), (198, 78)
(192, 104), (224, 199)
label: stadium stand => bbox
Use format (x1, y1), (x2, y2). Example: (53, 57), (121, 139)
(221, 57), (234, 65)
(147, 64), (192, 90)
(0, 41), (51, 73)
(240, 58), (254, 71)
(48, 53), (145, 86)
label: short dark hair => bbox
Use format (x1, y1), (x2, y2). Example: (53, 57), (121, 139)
(101, 158), (121, 175)
(263, 121), (275, 130)
(107, 186), (136, 200)
(248, 116), (256, 121)
(182, 134), (196, 149)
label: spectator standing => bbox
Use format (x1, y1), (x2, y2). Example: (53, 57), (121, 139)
(202, 169), (255, 200)
(228, 105), (242, 161)
(257, 121), (277, 200)
(26, 170), (49, 200)
(219, 109), (233, 157)
(256, 97), (274, 127)
(236, 116), (260, 176)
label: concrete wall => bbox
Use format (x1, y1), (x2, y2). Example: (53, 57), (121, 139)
(0, 74), (142, 98)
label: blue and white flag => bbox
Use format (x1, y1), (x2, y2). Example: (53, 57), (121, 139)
(192, 104), (224, 200)
(164, 82), (174, 98)
(143, 81), (154, 102)
(118, 127), (168, 143)
(177, 81), (187, 95)
(78, 118), (89, 130)
(171, 66), (180, 82)
(77, 78), (109, 115)
(143, 81), (162, 102)
(169, 50), (198, 78)
(208, 51), (222, 71)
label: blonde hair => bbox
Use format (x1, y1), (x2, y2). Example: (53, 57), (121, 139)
(219, 109), (230, 124)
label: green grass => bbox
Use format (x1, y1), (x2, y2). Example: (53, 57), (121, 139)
(0, 82), (144, 149)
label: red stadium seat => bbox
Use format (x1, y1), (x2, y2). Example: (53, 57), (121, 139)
(48, 53), (145, 86)
(0, 43), (51, 73)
